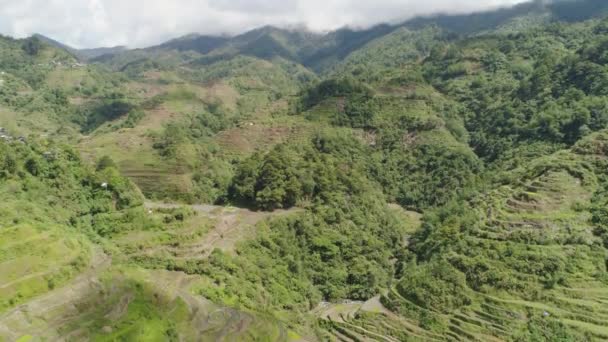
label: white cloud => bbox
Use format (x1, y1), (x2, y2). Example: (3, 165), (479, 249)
(0, 0), (528, 48)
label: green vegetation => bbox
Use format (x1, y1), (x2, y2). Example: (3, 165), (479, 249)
(0, 139), (140, 311)
(3, 1), (608, 340)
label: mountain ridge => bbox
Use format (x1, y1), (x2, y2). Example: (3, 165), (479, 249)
(36, 0), (607, 74)
(33, 33), (127, 61)
(33, 0), (604, 56)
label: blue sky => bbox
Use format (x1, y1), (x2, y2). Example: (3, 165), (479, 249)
(0, 0), (527, 48)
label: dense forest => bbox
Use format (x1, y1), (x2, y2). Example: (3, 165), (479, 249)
(2, 0), (608, 340)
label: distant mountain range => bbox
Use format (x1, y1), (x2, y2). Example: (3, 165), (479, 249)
(36, 0), (608, 68)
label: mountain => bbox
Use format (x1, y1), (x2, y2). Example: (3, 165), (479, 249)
(77, 45), (128, 60)
(404, 0), (608, 33)
(85, 0), (608, 73)
(32, 33), (75, 54)
(148, 33), (229, 54)
(91, 24), (400, 73)
(2, 0), (608, 340)
(34, 33), (127, 60)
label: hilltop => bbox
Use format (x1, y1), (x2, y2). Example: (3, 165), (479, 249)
(34, 34), (127, 61)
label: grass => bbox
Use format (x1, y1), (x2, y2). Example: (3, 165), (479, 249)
(287, 330), (303, 340)
(0, 224), (90, 313)
(388, 204), (423, 235)
(0, 104), (64, 137)
(214, 115), (316, 157)
(112, 210), (214, 260)
(2, 262), (289, 341)
(89, 283), (190, 341)
(14, 336), (32, 342)
(562, 319), (608, 338)
(88, 268), (288, 341)
(77, 117), (191, 198)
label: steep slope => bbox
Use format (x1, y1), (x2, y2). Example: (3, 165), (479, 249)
(87, 0), (608, 75)
(300, 11), (608, 341)
(4, 30), (321, 203)
(2, 1), (608, 340)
(375, 132), (608, 341)
(78, 54), (317, 202)
(0, 34), (137, 140)
(150, 33), (229, 54)
(0, 138), (141, 315)
(405, 0), (608, 34)
(0, 135), (291, 341)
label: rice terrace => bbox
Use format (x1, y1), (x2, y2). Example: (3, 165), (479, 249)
(2, 0), (608, 340)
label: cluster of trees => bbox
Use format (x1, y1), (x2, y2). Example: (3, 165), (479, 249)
(229, 145), (306, 210)
(73, 94), (135, 133)
(227, 126), (481, 211)
(126, 133), (406, 315)
(420, 19), (608, 161)
(0, 140), (144, 237)
(0, 36), (50, 88)
(21, 37), (42, 56)
(298, 78), (373, 111)
(371, 133), (482, 209)
(182, 133), (406, 310)
(295, 78), (482, 209)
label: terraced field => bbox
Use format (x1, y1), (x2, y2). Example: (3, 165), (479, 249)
(0, 201), (300, 341)
(0, 265), (288, 341)
(311, 147), (608, 341)
(316, 295), (443, 342)
(0, 225), (92, 314)
(0, 246), (109, 340)
(77, 97), (196, 198)
(113, 202), (300, 264)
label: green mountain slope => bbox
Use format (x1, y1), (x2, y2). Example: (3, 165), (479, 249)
(0, 136), (292, 341)
(87, 0), (608, 73)
(0, 34), (132, 138)
(370, 132), (608, 341)
(2, 0), (608, 341)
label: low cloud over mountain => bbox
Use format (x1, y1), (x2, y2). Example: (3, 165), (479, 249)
(0, 0), (526, 48)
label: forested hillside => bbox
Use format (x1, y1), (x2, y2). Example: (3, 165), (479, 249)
(2, 0), (608, 340)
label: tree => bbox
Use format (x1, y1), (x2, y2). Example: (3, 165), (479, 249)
(22, 37), (42, 56)
(96, 155), (117, 171)
(25, 157), (42, 176)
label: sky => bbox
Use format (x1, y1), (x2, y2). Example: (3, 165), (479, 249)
(0, 0), (528, 49)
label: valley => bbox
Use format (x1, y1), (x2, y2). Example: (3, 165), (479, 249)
(1, 0), (608, 340)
